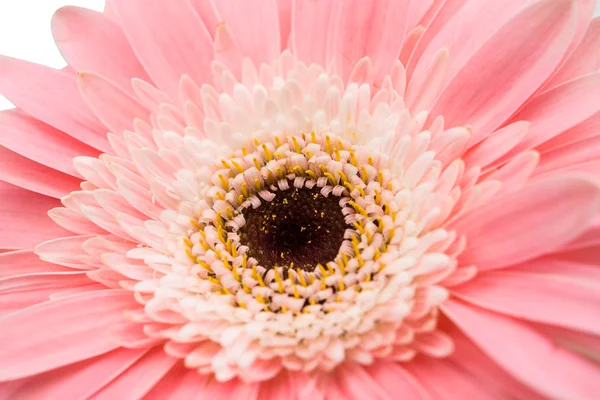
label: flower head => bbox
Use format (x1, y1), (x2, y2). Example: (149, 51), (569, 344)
(1, 0), (600, 398)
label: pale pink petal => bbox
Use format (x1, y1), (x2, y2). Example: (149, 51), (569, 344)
(483, 151), (539, 192)
(0, 146), (80, 198)
(0, 183), (71, 250)
(405, 0), (468, 77)
(404, 357), (501, 400)
(0, 289), (138, 380)
(0, 271), (92, 317)
(291, 0), (338, 67)
(256, 370), (292, 400)
(187, 0), (220, 37)
(2, 348), (148, 400)
(447, 326), (547, 400)
(407, 0), (433, 31)
(0, 56), (110, 151)
(213, 23), (243, 78)
(89, 346), (178, 399)
(277, 0), (293, 49)
(331, 0), (411, 82)
(430, 0), (577, 144)
(200, 378), (260, 399)
(511, 257), (600, 286)
(143, 363), (209, 400)
(452, 270), (600, 335)
(102, 0), (119, 22)
(535, 323), (600, 364)
(462, 122), (529, 168)
(325, 363), (393, 400)
(538, 109), (600, 152)
(0, 250), (71, 279)
(452, 175), (600, 270)
(409, 0), (528, 102)
(78, 72), (150, 135)
(547, 18), (600, 88)
(365, 362), (432, 400)
(442, 299), (600, 400)
(52, 6), (150, 91)
(212, 0), (280, 66)
(506, 72), (600, 157)
(0, 109), (99, 177)
(115, 0), (213, 100)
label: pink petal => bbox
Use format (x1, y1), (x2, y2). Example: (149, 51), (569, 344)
(452, 270), (600, 335)
(447, 325), (547, 400)
(52, 6), (150, 92)
(0, 182), (71, 250)
(115, 0), (213, 100)
(0, 271), (92, 317)
(212, 0), (280, 66)
(407, 0), (434, 31)
(143, 363), (209, 400)
(404, 357), (501, 400)
(0, 146), (80, 198)
(483, 151), (539, 193)
(511, 257), (600, 286)
(0, 56), (110, 151)
(535, 133), (600, 177)
(213, 23), (243, 78)
(0, 289), (138, 380)
(200, 378), (260, 399)
(325, 363), (393, 400)
(0, 250), (71, 279)
(538, 109), (600, 153)
(277, 0), (293, 49)
(409, 0), (528, 104)
(4, 348), (147, 399)
(547, 18), (600, 88)
(462, 122), (529, 169)
(187, 0), (219, 37)
(405, 0), (468, 77)
(89, 346), (178, 399)
(0, 109), (99, 177)
(506, 72), (600, 157)
(430, 0), (577, 144)
(78, 72), (150, 135)
(365, 362), (432, 400)
(331, 0), (411, 82)
(442, 299), (600, 400)
(291, 0), (338, 67)
(452, 175), (600, 270)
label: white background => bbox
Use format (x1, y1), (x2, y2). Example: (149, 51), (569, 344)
(0, 0), (600, 111)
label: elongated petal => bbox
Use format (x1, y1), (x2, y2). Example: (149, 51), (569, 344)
(430, 0), (577, 144)
(0, 56), (110, 151)
(0, 146), (80, 198)
(547, 18), (600, 88)
(0, 250), (70, 279)
(52, 6), (150, 91)
(143, 363), (209, 400)
(6, 348), (148, 400)
(507, 72), (600, 155)
(442, 299), (600, 400)
(365, 362), (432, 400)
(0, 183), (71, 250)
(89, 347), (178, 399)
(452, 175), (600, 270)
(409, 0), (528, 101)
(331, 0), (411, 81)
(291, 0), (338, 67)
(0, 289), (138, 380)
(212, 0), (280, 66)
(115, 0), (213, 99)
(452, 270), (600, 335)
(78, 72), (150, 135)
(0, 109), (98, 177)
(404, 357), (500, 400)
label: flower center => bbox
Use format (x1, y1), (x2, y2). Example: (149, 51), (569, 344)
(239, 183), (348, 272)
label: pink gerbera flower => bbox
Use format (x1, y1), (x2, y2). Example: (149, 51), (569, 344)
(1, 0), (600, 398)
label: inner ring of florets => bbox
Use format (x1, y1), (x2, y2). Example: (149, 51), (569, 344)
(181, 130), (404, 315)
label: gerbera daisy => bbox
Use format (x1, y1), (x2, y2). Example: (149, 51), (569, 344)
(1, 0), (600, 398)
